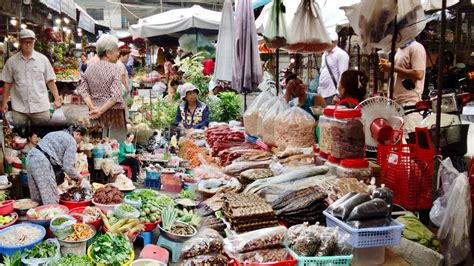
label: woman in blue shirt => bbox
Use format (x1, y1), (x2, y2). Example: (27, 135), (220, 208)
(174, 83), (209, 129)
(284, 73), (326, 119)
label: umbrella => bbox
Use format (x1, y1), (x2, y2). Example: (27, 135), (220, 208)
(232, 0), (263, 93)
(214, 0), (234, 82)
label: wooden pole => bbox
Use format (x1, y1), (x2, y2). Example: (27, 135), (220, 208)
(388, 8), (398, 99)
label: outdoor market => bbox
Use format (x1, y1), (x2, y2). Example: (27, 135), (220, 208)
(0, 0), (473, 265)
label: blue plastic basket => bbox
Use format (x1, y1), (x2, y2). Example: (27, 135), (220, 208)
(0, 223), (46, 256)
(146, 170), (161, 180)
(323, 211), (404, 248)
(286, 247), (352, 266)
(144, 178), (161, 189)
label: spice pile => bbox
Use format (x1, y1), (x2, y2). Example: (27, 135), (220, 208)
(179, 139), (214, 169)
(222, 193), (278, 233)
(206, 126), (245, 157)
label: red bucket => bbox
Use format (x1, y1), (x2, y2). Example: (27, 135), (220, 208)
(60, 199), (92, 210)
(69, 206), (102, 230)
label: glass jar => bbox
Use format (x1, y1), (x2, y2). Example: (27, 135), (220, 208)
(336, 158), (372, 182)
(331, 100), (365, 159)
(319, 106), (336, 155)
(325, 155), (340, 175)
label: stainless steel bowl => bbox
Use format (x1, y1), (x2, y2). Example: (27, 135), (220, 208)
(158, 221), (196, 242)
(13, 199), (39, 217)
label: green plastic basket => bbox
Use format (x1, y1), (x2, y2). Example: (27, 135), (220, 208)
(286, 247), (352, 266)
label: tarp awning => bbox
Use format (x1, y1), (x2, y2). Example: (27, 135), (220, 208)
(77, 4), (95, 33)
(39, 0), (61, 13)
(61, 0), (77, 21)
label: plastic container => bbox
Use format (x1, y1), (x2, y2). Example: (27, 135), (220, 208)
(143, 220), (160, 232)
(92, 199), (120, 213)
(68, 207), (102, 230)
(352, 247), (385, 265)
(58, 224), (96, 256)
(319, 106), (336, 155)
(324, 211), (404, 248)
(59, 199), (92, 210)
(146, 170), (161, 180)
(286, 247), (352, 266)
(88, 245), (134, 266)
(144, 178), (161, 189)
(325, 156), (340, 175)
(0, 200), (14, 215)
(336, 158), (372, 181)
(0, 223), (46, 256)
(331, 99), (365, 159)
(26, 204), (69, 227)
(0, 212), (18, 229)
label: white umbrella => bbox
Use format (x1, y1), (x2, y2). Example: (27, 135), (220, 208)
(214, 0), (234, 82)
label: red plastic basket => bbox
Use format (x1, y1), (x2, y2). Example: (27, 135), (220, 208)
(377, 128), (435, 210)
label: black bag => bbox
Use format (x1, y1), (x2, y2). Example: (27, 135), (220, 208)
(36, 146), (65, 185)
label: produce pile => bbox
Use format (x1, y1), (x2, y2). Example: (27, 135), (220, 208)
(90, 233), (133, 265)
(161, 207), (196, 236)
(55, 69), (80, 82)
(396, 212), (440, 251)
(27, 206), (66, 220)
(272, 187), (328, 226)
(64, 223), (94, 241)
(0, 213), (15, 226)
(52, 254), (92, 266)
(60, 186), (92, 202)
(102, 210), (144, 236)
(93, 185), (124, 205)
(222, 193), (278, 233)
(23, 240), (59, 262)
(206, 126), (245, 157)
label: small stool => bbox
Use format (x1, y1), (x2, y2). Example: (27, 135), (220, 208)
(137, 231), (153, 246)
(121, 165), (132, 179)
(140, 244), (169, 263)
(70, 95), (82, 105)
(157, 236), (183, 263)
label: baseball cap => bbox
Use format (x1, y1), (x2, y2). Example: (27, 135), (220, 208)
(329, 32), (338, 42)
(19, 29), (36, 40)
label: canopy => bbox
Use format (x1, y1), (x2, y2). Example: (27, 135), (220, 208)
(214, 0), (234, 82)
(129, 5), (221, 38)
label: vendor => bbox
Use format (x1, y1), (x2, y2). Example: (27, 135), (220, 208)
(284, 73), (326, 119)
(26, 126), (87, 205)
(174, 83), (209, 129)
(119, 133), (140, 182)
(21, 130), (39, 155)
(335, 70), (368, 105)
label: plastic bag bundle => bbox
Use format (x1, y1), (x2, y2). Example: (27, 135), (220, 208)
(346, 198), (389, 221)
(286, 0), (332, 53)
(50, 215), (77, 240)
(274, 107), (316, 149)
(263, 0), (288, 48)
(224, 226), (286, 253)
(262, 99), (290, 146)
(257, 96), (279, 138)
(331, 193), (371, 221)
(243, 91), (274, 137)
(181, 228), (224, 259)
(21, 239), (61, 266)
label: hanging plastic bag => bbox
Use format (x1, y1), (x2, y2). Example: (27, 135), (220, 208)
(263, 0), (289, 48)
(437, 170), (472, 265)
(274, 107), (316, 149)
(21, 238), (61, 266)
(257, 96), (279, 138)
(262, 99), (290, 146)
(51, 108), (67, 122)
(50, 215), (77, 240)
(286, 0), (332, 53)
(243, 91), (274, 137)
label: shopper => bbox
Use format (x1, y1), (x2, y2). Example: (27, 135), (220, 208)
(164, 52), (177, 83)
(79, 35), (127, 141)
(284, 73), (326, 119)
(336, 70), (369, 104)
(26, 126), (86, 205)
(119, 133), (140, 182)
(21, 130), (39, 155)
(1, 29), (62, 126)
(380, 39), (426, 105)
(79, 53), (88, 74)
(317, 32), (349, 105)
(174, 83), (209, 129)
(117, 49), (131, 97)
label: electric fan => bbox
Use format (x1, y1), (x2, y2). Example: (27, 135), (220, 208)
(358, 97), (405, 152)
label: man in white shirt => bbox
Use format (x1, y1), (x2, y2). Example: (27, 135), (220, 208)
(1, 29), (62, 126)
(318, 32), (349, 105)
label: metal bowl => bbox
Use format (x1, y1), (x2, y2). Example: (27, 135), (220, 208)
(158, 221), (196, 242)
(13, 199), (39, 216)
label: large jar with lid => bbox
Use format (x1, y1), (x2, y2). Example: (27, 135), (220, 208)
(336, 158), (372, 182)
(319, 106), (335, 155)
(330, 99), (365, 159)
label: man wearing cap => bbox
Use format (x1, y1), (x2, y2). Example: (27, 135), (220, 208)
(1, 29), (62, 125)
(173, 83), (209, 129)
(317, 32), (349, 105)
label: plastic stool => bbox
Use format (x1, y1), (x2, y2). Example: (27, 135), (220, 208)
(121, 165), (132, 179)
(137, 231), (153, 246)
(157, 236), (183, 263)
(140, 244), (169, 264)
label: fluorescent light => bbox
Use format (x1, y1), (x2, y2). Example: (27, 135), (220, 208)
(55, 18), (61, 25)
(20, 24), (27, 29)
(10, 18), (18, 26)
(64, 17), (70, 24)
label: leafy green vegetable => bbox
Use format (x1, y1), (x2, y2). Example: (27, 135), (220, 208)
(208, 92), (242, 122)
(24, 241), (57, 259)
(154, 195), (175, 206)
(0, 251), (21, 266)
(51, 254), (92, 266)
(130, 189), (157, 203)
(51, 217), (69, 226)
(178, 190), (196, 200)
(118, 204), (136, 213)
(0, 191), (9, 202)
(91, 233), (132, 266)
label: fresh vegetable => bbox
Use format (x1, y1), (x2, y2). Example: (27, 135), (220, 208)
(176, 208), (201, 227)
(0, 251), (21, 266)
(178, 190), (196, 200)
(155, 195), (175, 206)
(0, 214), (14, 225)
(51, 254), (92, 266)
(161, 206), (177, 231)
(171, 223), (195, 235)
(118, 204), (136, 213)
(0, 191), (8, 202)
(101, 212), (144, 236)
(27, 207), (66, 220)
(138, 202), (161, 224)
(24, 241), (57, 259)
(51, 217), (69, 226)
(208, 91), (242, 122)
(396, 212), (440, 251)
(91, 233), (132, 265)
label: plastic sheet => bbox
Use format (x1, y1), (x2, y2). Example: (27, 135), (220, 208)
(332, 192), (371, 221)
(260, 98), (289, 144)
(51, 108), (67, 123)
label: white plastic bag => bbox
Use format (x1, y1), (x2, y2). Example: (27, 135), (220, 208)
(51, 108), (67, 122)
(274, 107), (316, 149)
(224, 226), (287, 253)
(263, 0), (289, 48)
(257, 96), (279, 138)
(21, 238), (61, 266)
(262, 99), (290, 146)
(429, 158), (459, 227)
(114, 203), (140, 219)
(286, 0), (332, 53)
(50, 215), (77, 240)
(243, 91), (274, 137)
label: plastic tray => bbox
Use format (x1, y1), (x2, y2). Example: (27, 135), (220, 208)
(286, 247), (352, 266)
(0, 223), (46, 256)
(144, 178), (161, 189)
(323, 211), (404, 248)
